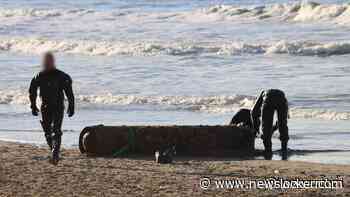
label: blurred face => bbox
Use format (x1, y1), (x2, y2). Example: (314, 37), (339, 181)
(42, 53), (55, 71)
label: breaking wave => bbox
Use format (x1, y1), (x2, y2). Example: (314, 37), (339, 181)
(0, 8), (93, 18)
(1, 2), (350, 25)
(1, 90), (349, 121)
(1, 37), (350, 57)
(190, 2), (350, 25)
(0, 90), (254, 108)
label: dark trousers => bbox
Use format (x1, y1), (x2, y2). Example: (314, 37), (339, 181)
(41, 104), (64, 154)
(261, 97), (289, 151)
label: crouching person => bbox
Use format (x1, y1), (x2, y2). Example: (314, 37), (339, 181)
(251, 89), (289, 160)
(29, 52), (75, 165)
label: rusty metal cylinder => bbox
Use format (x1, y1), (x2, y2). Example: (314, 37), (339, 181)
(79, 125), (255, 157)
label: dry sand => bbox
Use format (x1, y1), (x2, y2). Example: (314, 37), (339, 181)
(0, 140), (349, 196)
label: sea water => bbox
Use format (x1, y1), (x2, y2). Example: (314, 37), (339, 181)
(0, 0), (350, 164)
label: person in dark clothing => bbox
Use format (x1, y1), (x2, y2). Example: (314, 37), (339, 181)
(251, 89), (289, 160)
(229, 108), (253, 128)
(29, 52), (75, 165)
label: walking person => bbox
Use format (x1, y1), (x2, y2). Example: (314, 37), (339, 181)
(29, 52), (75, 165)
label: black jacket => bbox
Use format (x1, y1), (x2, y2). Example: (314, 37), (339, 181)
(251, 89), (286, 132)
(29, 69), (74, 111)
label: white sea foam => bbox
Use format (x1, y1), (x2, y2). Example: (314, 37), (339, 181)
(0, 90), (29, 105)
(0, 8), (93, 18)
(1, 90), (349, 121)
(191, 2), (350, 25)
(1, 2), (350, 25)
(1, 37), (350, 57)
(335, 6), (350, 25)
(0, 8), (61, 18)
(293, 2), (347, 22)
(0, 90), (254, 107)
(289, 108), (350, 120)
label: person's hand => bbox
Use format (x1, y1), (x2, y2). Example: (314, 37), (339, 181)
(31, 106), (39, 116)
(67, 106), (74, 117)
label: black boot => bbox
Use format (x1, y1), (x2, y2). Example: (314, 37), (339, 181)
(51, 133), (62, 165)
(41, 121), (53, 150)
(263, 140), (273, 160)
(45, 133), (53, 150)
(281, 141), (288, 160)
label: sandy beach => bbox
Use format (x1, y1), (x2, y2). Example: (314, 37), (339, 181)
(1, 0), (350, 196)
(0, 140), (349, 196)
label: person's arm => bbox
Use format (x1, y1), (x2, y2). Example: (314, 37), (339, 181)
(251, 91), (264, 133)
(63, 74), (75, 117)
(29, 74), (40, 116)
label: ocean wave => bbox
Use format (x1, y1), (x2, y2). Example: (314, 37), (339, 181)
(2, 2), (350, 25)
(0, 8), (93, 18)
(1, 37), (350, 57)
(1, 90), (349, 121)
(289, 108), (350, 121)
(190, 2), (350, 25)
(0, 90), (254, 107)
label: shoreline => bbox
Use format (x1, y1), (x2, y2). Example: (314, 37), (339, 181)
(2, 137), (350, 165)
(1, 140), (349, 196)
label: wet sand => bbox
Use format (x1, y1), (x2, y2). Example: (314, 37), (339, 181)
(0, 140), (349, 196)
